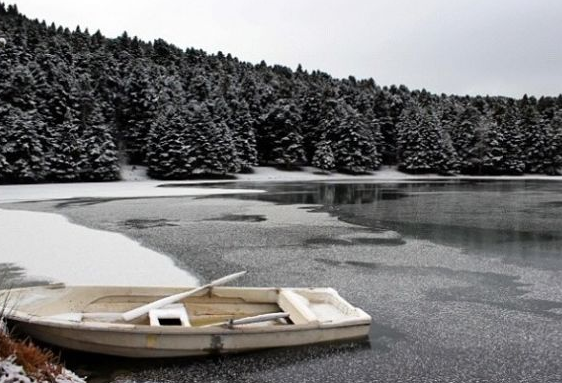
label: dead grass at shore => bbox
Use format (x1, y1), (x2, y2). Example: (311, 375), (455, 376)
(0, 328), (63, 382)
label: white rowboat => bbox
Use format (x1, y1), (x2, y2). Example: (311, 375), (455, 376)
(1, 284), (371, 358)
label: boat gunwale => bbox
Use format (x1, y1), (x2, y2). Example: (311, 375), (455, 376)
(7, 310), (371, 335)
(2, 285), (372, 335)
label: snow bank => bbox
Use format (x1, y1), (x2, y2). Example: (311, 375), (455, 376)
(0, 356), (86, 383)
(0, 181), (263, 204)
(233, 166), (422, 182)
(120, 164), (150, 181)
(0, 356), (34, 383)
(233, 166), (562, 182)
(0, 208), (198, 286)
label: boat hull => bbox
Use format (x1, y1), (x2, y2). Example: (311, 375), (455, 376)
(2, 284), (372, 358)
(14, 320), (370, 357)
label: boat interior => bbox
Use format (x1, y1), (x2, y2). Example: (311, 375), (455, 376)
(4, 285), (362, 328)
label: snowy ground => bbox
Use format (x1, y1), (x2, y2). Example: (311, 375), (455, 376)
(235, 166), (562, 182)
(0, 180), (263, 204)
(0, 209), (199, 286)
(120, 164), (562, 183)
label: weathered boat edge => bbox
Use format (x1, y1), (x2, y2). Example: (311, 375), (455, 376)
(13, 320), (371, 357)
(1, 284), (372, 358)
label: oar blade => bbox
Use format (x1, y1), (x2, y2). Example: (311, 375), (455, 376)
(210, 271), (247, 287)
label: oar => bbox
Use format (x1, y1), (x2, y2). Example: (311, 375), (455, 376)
(121, 271), (247, 322)
(200, 312), (290, 328)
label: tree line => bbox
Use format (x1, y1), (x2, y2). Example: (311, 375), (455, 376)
(1, 2), (561, 183)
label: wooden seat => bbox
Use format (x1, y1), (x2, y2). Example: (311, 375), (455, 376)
(277, 290), (318, 325)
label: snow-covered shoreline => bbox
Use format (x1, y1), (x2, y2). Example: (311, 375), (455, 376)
(0, 208), (199, 287)
(232, 166), (562, 182)
(3, 165), (561, 205)
(0, 181), (264, 204)
(0, 181), (266, 287)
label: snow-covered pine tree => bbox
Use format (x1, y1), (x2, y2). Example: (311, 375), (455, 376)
(312, 140), (335, 172)
(188, 101), (239, 175)
(118, 61), (159, 164)
(227, 100), (258, 172)
(258, 99), (306, 168)
(146, 106), (193, 179)
(0, 107), (12, 183)
(38, 57), (75, 126)
(497, 106), (525, 175)
(146, 101), (238, 179)
(449, 105), (487, 174)
(79, 122), (120, 181)
(0, 105), (48, 183)
(518, 96), (549, 174)
(372, 86), (405, 165)
(0, 62), (46, 112)
(331, 110), (380, 174)
(479, 117), (506, 175)
(47, 117), (82, 182)
(541, 111), (562, 175)
(270, 131), (306, 169)
(300, 86), (331, 161)
(396, 103), (459, 174)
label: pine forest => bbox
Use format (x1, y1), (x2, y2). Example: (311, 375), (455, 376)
(1, 3), (562, 184)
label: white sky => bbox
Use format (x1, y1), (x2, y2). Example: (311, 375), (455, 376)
(5, 0), (562, 97)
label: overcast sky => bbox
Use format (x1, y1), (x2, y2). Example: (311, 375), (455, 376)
(6, 0), (562, 98)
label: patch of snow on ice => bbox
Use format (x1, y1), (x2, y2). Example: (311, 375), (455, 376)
(0, 181), (263, 204)
(0, 208), (199, 286)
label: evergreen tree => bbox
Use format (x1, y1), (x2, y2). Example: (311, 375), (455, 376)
(331, 112), (380, 174)
(312, 140), (335, 172)
(228, 100), (258, 172)
(519, 97), (549, 173)
(147, 101), (238, 179)
(541, 111), (562, 175)
(0, 105), (48, 183)
(146, 108), (193, 179)
(258, 99), (306, 168)
(47, 117), (83, 182)
(449, 105), (487, 174)
(80, 123), (120, 181)
(397, 104), (459, 174)
(118, 61), (159, 163)
(479, 117), (506, 175)
(497, 107), (525, 174)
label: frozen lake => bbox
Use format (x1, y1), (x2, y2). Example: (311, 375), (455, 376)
(2, 180), (562, 382)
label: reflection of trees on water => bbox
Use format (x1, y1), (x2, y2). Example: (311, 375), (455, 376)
(372, 220), (562, 262)
(242, 182), (413, 206)
(234, 181), (562, 264)
(206, 181), (562, 263)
